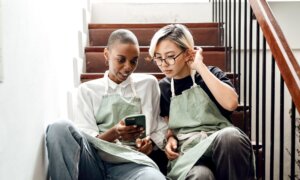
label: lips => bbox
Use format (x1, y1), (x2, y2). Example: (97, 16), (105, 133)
(118, 72), (130, 80)
(163, 70), (172, 74)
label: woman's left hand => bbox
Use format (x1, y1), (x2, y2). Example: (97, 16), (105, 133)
(186, 47), (204, 70)
(136, 136), (153, 155)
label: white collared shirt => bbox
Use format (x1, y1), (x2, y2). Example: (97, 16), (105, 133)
(74, 72), (167, 148)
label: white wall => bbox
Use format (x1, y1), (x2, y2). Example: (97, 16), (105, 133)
(0, 0), (86, 179)
(0, 1), (3, 82)
(91, 2), (211, 23)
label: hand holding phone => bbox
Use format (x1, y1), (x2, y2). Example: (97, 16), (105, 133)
(124, 114), (146, 138)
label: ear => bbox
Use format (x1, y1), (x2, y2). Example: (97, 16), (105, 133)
(104, 48), (109, 60)
(184, 49), (196, 62)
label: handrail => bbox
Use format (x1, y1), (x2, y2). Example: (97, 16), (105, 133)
(249, 0), (300, 112)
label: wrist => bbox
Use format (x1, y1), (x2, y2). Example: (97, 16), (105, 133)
(196, 62), (206, 73)
(114, 124), (121, 140)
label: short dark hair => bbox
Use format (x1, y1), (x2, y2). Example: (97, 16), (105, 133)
(107, 29), (139, 50)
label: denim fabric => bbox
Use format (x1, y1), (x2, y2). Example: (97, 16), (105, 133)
(46, 120), (165, 180)
(46, 120), (105, 180)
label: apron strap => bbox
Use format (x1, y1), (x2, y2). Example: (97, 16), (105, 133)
(129, 77), (138, 97)
(171, 70), (197, 97)
(104, 71), (109, 95)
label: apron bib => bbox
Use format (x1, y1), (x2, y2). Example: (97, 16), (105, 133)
(84, 71), (158, 169)
(167, 71), (232, 180)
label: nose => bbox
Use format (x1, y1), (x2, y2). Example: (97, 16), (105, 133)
(123, 61), (135, 72)
(161, 59), (169, 67)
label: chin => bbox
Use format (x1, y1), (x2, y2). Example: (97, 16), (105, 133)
(165, 74), (174, 78)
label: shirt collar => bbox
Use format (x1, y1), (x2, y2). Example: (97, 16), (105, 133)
(106, 71), (131, 90)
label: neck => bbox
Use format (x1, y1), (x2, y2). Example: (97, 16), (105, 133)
(173, 65), (191, 79)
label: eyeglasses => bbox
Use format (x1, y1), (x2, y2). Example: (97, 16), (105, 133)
(152, 50), (184, 66)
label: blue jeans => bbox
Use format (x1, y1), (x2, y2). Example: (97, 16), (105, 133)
(46, 120), (165, 180)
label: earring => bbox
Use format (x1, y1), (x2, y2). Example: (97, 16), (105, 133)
(105, 60), (109, 66)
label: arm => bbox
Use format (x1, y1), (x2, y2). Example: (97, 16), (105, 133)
(147, 77), (168, 149)
(75, 83), (142, 143)
(188, 49), (238, 111)
(164, 116), (179, 160)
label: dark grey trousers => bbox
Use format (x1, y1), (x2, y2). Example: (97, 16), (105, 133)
(186, 127), (255, 180)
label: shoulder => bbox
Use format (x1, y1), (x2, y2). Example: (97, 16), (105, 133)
(78, 78), (105, 93)
(159, 77), (171, 93)
(208, 66), (225, 75)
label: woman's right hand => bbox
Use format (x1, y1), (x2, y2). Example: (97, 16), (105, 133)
(165, 136), (179, 160)
(115, 120), (144, 141)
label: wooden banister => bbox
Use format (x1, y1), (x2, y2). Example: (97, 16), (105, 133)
(249, 0), (300, 112)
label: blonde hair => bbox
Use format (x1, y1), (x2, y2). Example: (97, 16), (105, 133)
(149, 24), (194, 57)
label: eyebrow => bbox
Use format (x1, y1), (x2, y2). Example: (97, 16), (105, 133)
(116, 54), (138, 60)
(154, 51), (176, 56)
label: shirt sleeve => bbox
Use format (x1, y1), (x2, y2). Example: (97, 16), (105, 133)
(159, 78), (171, 117)
(209, 66), (234, 87)
(140, 76), (168, 150)
(74, 84), (99, 137)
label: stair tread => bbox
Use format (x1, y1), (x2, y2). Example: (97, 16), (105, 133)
(88, 23), (222, 46)
(85, 46), (227, 52)
(89, 22), (221, 29)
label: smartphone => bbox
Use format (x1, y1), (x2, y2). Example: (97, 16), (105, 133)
(124, 114), (146, 138)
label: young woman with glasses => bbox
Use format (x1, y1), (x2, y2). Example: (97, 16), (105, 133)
(149, 24), (255, 180)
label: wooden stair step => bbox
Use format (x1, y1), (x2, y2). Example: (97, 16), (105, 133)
(88, 23), (222, 46)
(80, 71), (236, 83)
(85, 46), (228, 73)
(231, 104), (251, 137)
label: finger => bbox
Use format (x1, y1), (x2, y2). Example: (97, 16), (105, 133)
(119, 120), (125, 125)
(136, 138), (142, 148)
(198, 47), (203, 53)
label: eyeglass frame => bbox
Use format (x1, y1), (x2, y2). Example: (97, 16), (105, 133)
(152, 50), (185, 66)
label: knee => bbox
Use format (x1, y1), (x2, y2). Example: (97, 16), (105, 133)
(186, 165), (215, 180)
(46, 120), (78, 145)
(138, 167), (165, 180)
(214, 127), (251, 153)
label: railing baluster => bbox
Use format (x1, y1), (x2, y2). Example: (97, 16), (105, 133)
(255, 21), (260, 178)
(216, 0), (218, 23)
(219, 0), (221, 23)
(228, 0), (232, 72)
(237, 0), (241, 102)
(279, 76), (284, 180)
(243, 0), (248, 133)
(262, 37), (266, 180)
(290, 101), (296, 180)
(248, 8), (253, 139)
(270, 56), (275, 180)
(233, 0), (237, 89)
(212, 0), (215, 22)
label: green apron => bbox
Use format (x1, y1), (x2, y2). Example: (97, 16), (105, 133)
(84, 71), (158, 169)
(167, 71), (232, 180)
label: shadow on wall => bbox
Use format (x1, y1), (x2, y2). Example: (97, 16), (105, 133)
(32, 134), (48, 180)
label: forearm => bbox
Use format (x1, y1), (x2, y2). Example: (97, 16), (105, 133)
(196, 63), (238, 111)
(96, 125), (119, 142)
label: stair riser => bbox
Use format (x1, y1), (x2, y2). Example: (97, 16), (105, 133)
(85, 51), (227, 73)
(89, 28), (221, 46)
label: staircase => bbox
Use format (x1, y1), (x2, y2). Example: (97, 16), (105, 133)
(78, 1), (300, 179)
